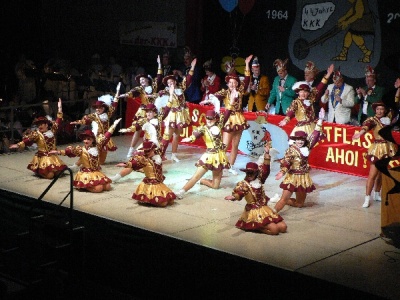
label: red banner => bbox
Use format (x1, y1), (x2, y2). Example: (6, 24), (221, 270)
(181, 104), (371, 177)
(125, 100), (397, 178)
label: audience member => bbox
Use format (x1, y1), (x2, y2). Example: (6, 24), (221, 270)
(356, 66), (385, 125)
(246, 56), (270, 112)
(303, 61), (326, 112)
(265, 58), (297, 115)
(14, 54), (37, 104)
(161, 49), (175, 78)
(173, 47), (202, 104)
(200, 59), (221, 103)
(321, 68), (356, 124)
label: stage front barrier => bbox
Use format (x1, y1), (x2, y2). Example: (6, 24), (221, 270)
(125, 99), (400, 178)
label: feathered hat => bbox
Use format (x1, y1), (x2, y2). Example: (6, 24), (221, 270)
(304, 61), (319, 74)
(365, 65), (376, 77)
(93, 94), (113, 108)
(273, 58), (288, 72)
(251, 56), (260, 68)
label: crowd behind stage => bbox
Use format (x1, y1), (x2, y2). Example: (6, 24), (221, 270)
(1, 47), (399, 150)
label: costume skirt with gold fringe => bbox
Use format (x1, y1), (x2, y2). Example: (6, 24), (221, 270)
(223, 111), (249, 132)
(28, 155), (67, 176)
(279, 173), (315, 193)
(367, 142), (397, 164)
(289, 123), (316, 137)
(74, 170), (111, 188)
(196, 151), (230, 171)
(236, 205), (283, 231)
(164, 108), (191, 129)
(132, 182), (176, 206)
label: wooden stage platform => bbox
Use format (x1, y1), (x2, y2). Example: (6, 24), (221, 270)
(0, 135), (399, 299)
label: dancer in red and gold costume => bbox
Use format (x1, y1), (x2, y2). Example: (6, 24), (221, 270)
(10, 98), (67, 179)
(279, 64), (334, 136)
(159, 58), (196, 162)
(52, 119), (121, 193)
(273, 109), (326, 212)
(119, 56), (163, 158)
(110, 103), (163, 183)
(175, 110), (230, 199)
(352, 102), (397, 208)
(201, 54), (253, 175)
(116, 141), (176, 207)
(225, 144), (287, 235)
(71, 90), (120, 165)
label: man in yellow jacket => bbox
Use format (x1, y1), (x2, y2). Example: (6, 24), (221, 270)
(247, 56), (270, 112)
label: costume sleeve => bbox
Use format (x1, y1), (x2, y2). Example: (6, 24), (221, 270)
(258, 154), (271, 184)
(126, 154), (147, 170)
(17, 130), (39, 148)
(284, 99), (298, 122)
(279, 149), (293, 174)
(231, 181), (248, 201)
(63, 145), (81, 157)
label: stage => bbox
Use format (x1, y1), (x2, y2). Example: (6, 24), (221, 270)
(0, 135), (399, 299)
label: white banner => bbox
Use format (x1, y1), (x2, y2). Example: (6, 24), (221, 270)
(119, 21), (177, 48)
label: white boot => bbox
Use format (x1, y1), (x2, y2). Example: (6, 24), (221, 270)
(110, 173), (122, 183)
(374, 191), (381, 202)
(126, 147), (134, 158)
(175, 189), (185, 199)
(171, 153), (180, 162)
(362, 195), (370, 208)
(269, 193), (280, 203)
(228, 166), (238, 175)
(68, 163), (79, 173)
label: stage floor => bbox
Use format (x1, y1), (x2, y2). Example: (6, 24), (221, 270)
(0, 135), (399, 300)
